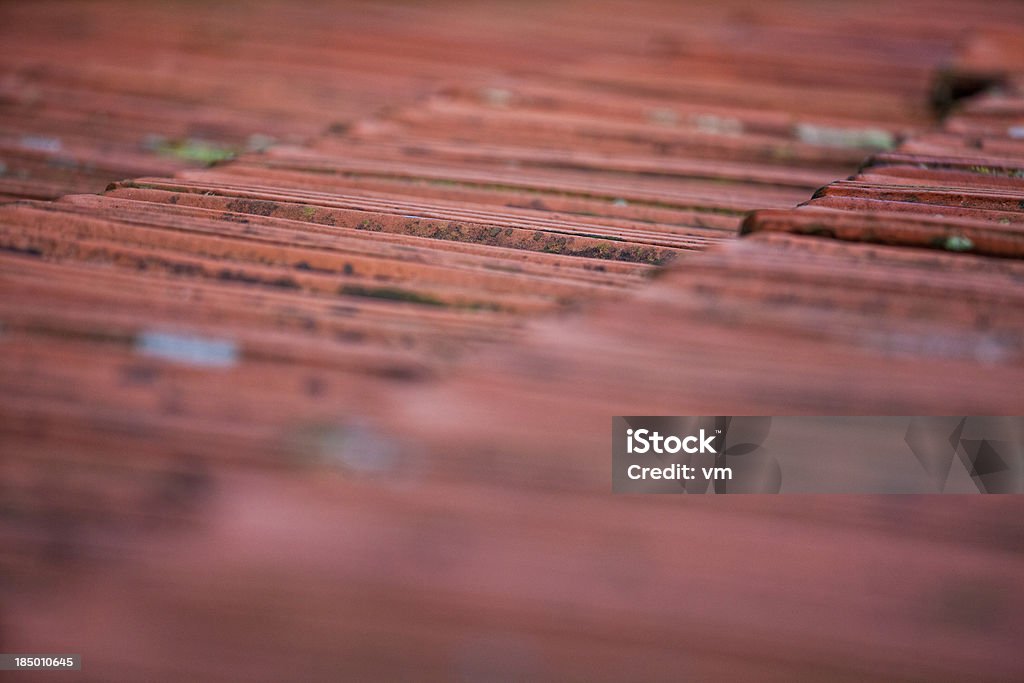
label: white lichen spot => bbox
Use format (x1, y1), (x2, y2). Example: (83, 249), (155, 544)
(648, 108), (679, 126)
(480, 87), (512, 108)
(319, 423), (401, 474)
(136, 330), (238, 368)
(795, 123), (894, 150)
(692, 113), (744, 135)
(20, 135), (62, 153)
(247, 134), (276, 152)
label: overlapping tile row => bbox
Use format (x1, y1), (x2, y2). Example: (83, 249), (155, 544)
(742, 48), (1024, 256)
(3, 1), (1024, 681)
(0, 175), (658, 521)
(371, 3), (1024, 496)
(155, 2), (960, 270)
(0, 0), (619, 201)
(363, 238), (1024, 681)
(3, 0), (1017, 203)
(393, 231), (1024, 488)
